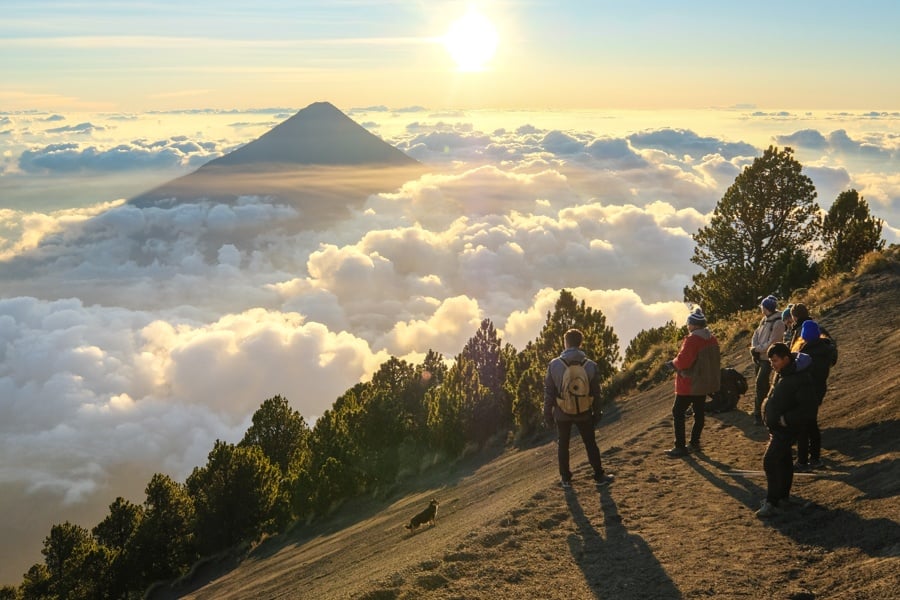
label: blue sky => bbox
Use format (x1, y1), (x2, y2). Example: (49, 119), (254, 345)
(3, 1), (899, 111)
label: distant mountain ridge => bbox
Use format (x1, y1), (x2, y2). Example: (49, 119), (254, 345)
(129, 101), (422, 212)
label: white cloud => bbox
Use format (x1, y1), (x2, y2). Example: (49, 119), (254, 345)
(2, 108), (900, 580)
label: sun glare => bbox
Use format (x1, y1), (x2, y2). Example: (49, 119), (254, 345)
(443, 7), (499, 72)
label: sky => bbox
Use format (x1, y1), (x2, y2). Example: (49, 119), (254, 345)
(2, 0), (900, 585)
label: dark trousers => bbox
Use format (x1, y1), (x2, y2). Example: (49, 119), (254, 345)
(796, 403), (821, 463)
(672, 394), (705, 448)
(754, 360), (773, 417)
(556, 417), (603, 481)
(763, 431), (795, 503)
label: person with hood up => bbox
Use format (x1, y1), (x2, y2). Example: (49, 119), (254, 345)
(750, 295), (786, 425)
(756, 342), (817, 518)
(793, 320), (838, 471)
(663, 307), (721, 457)
(544, 328), (613, 489)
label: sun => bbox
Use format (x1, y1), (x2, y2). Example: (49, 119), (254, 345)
(442, 7), (499, 72)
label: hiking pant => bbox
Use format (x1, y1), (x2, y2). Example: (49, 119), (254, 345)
(796, 404), (822, 464)
(763, 431), (795, 503)
(556, 417), (603, 481)
(672, 394), (705, 448)
(754, 360), (773, 417)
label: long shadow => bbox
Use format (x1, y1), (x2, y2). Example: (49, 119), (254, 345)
(688, 452), (766, 510)
(690, 453), (900, 558)
(564, 487), (681, 599)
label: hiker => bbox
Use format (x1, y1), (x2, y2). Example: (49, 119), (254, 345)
(662, 307), (721, 457)
(544, 328), (614, 489)
(756, 342), (817, 518)
(793, 320), (838, 471)
(781, 305), (794, 343)
(750, 295), (786, 425)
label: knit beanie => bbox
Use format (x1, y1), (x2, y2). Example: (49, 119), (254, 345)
(781, 304), (794, 321)
(801, 320), (821, 342)
(791, 303), (810, 323)
(760, 295), (778, 313)
(686, 307), (707, 327)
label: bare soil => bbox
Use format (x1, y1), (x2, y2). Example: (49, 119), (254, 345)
(155, 268), (900, 600)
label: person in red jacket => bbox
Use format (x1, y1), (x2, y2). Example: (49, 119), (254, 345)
(663, 307), (721, 457)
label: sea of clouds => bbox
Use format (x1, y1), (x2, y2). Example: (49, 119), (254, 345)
(0, 107), (898, 581)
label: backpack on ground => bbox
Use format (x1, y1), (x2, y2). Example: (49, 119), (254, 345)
(556, 358), (592, 415)
(705, 367), (748, 413)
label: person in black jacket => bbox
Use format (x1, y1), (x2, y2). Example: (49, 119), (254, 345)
(756, 342), (817, 518)
(794, 320), (838, 470)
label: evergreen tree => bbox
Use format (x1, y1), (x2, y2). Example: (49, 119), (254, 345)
(820, 188), (885, 275)
(684, 146), (820, 316)
(187, 441), (281, 555)
(460, 319), (510, 440)
(240, 395), (311, 478)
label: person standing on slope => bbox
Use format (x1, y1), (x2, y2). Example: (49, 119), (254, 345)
(663, 307), (721, 457)
(756, 342), (817, 518)
(793, 320), (838, 471)
(750, 295), (786, 425)
(544, 328), (613, 489)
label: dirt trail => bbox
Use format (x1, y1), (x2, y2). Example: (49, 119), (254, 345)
(160, 269), (900, 600)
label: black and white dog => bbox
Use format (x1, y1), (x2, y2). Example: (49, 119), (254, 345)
(405, 498), (439, 530)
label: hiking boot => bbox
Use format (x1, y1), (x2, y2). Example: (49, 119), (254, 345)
(794, 461), (812, 472)
(755, 499), (780, 518)
(594, 473), (615, 488)
(753, 414), (763, 426)
(809, 458), (824, 469)
(778, 496), (805, 509)
(560, 479), (572, 490)
(688, 441), (701, 452)
(665, 446), (689, 458)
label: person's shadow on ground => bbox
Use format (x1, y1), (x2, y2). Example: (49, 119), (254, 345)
(564, 486), (681, 599)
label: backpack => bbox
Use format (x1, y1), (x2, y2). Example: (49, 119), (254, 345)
(556, 358), (592, 415)
(705, 367), (748, 413)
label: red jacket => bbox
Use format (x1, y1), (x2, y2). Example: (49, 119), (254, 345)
(672, 327), (721, 396)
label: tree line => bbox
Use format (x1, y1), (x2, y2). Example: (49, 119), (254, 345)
(1, 145), (885, 599)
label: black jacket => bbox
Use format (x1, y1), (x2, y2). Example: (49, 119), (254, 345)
(762, 353), (817, 434)
(797, 337), (838, 403)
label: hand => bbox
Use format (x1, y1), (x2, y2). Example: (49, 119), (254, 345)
(663, 360), (675, 373)
(544, 416), (555, 429)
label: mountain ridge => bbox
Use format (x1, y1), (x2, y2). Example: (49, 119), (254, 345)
(129, 101), (423, 212)
(154, 260), (900, 600)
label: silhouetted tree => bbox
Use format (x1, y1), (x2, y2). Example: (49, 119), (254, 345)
(684, 146), (820, 316)
(820, 189), (884, 275)
(41, 522), (96, 600)
(129, 473), (195, 587)
(92, 496), (144, 598)
(19, 564), (51, 600)
(460, 319), (510, 441)
(187, 441), (281, 555)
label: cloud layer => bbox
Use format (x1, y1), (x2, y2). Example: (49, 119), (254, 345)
(1, 107), (899, 582)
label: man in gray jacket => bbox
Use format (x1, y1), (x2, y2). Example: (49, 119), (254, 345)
(751, 295), (786, 425)
(544, 329), (613, 490)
